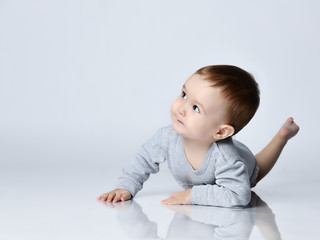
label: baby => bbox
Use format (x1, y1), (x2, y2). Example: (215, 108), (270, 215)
(97, 65), (299, 207)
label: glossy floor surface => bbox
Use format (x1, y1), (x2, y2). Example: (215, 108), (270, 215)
(1, 163), (319, 240)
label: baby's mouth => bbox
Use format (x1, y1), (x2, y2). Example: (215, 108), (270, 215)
(177, 119), (184, 125)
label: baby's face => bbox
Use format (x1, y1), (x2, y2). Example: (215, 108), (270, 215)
(171, 74), (229, 143)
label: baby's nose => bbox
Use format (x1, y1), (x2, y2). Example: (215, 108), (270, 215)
(178, 104), (186, 116)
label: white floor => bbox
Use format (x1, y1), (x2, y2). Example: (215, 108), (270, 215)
(1, 163), (319, 240)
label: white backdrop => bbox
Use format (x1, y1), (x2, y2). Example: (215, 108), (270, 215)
(1, 0), (319, 189)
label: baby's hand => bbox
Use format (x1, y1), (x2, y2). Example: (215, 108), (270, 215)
(97, 189), (132, 203)
(161, 189), (192, 205)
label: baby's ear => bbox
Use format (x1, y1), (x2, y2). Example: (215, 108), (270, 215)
(213, 125), (235, 140)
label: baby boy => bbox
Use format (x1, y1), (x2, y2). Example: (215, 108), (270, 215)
(97, 65), (299, 207)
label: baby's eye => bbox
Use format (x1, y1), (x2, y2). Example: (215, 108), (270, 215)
(182, 91), (187, 99)
(193, 105), (200, 113)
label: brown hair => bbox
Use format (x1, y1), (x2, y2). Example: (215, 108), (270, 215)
(195, 65), (260, 135)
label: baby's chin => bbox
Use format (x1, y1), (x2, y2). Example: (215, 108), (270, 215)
(171, 121), (185, 135)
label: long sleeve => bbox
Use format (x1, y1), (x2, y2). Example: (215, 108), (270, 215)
(191, 159), (252, 207)
(116, 128), (166, 197)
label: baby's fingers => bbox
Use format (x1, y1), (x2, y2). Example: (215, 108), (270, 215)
(161, 197), (172, 205)
(113, 193), (122, 203)
(120, 192), (131, 202)
(97, 193), (109, 202)
(114, 192), (131, 203)
(97, 189), (131, 203)
(106, 192), (116, 203)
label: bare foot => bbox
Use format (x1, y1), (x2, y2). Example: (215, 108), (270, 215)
(277, 117), (299, 141)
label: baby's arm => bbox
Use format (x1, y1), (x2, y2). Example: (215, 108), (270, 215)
(98, 128), (166, 202)
(191, 160), (251, 207)
(97, 189), (131, 203)
(162, 160), (251, 207)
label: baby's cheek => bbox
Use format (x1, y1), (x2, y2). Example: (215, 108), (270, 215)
(196, 125), (213, 139)
(170, 101), (178, 113)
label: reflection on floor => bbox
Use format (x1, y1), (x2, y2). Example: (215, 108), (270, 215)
(2, 165), (319, 239)
(103, 192), (281, 240)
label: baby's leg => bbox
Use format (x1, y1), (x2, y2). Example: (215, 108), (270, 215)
(254, 117), (299, 184)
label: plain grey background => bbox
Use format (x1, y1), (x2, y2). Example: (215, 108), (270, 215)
(1, 0), (319, 192)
